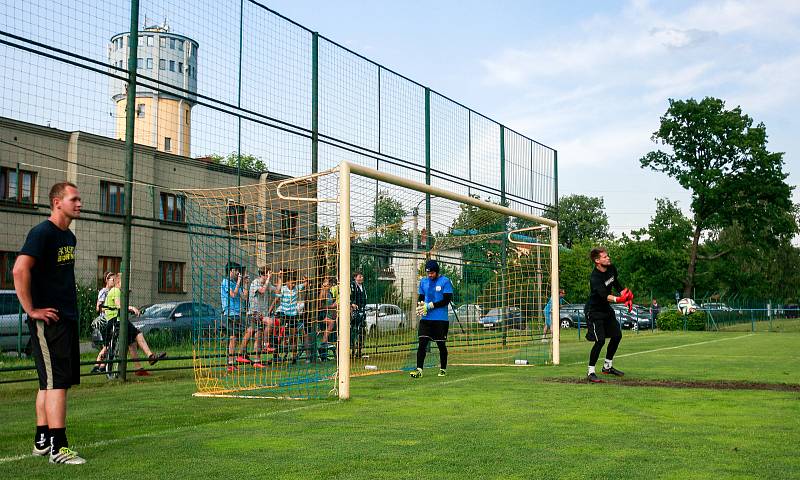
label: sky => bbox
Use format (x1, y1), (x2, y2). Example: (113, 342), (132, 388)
(261, 0), (800, 236)
(1, 0), (797, 237)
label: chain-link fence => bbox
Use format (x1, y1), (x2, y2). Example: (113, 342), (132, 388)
(0, 1), (557, 379)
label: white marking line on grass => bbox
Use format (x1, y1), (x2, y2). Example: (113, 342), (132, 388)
(0, 402), (330, 465)
(0, 371), (501, 465)
(567, 333), (755, 366)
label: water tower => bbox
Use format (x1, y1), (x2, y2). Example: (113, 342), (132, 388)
(109, 20), (198, 156)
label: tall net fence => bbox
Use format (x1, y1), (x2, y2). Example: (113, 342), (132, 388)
(0, 1), (556, 381)
(182, 164), (555, 399)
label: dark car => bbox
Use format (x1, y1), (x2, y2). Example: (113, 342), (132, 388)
(612, 304), (652, 331)
(478, 307), (524, 330)
(132, 301), (218, 337)
(0, 290), (29, 353)
(559, 304), (587, 329)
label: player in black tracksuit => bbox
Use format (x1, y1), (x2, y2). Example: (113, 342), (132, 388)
(585, 247), (632, 383)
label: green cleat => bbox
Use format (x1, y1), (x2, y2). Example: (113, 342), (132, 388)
(409, 368), (423, 378)
(438, 369), (447, 377)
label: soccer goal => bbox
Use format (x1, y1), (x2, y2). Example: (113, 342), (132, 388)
(182, 161), (559, 400)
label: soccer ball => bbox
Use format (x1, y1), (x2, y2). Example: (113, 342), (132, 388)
(677, 298), (697, 315)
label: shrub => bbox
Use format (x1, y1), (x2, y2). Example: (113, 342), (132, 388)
(77, 282), (98, 338)
(657, 308), (706, 331)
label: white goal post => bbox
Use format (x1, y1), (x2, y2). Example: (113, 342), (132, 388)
(336, 161), (560, 400)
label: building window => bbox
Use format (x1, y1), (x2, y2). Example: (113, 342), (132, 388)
(100, 181), (125, 215)
(159, 59), (166, 70)
(164, 137), (171, 152)
(178, 62), (183, 73)
(136, 104), (145, 118)
(137, 57), (143, 68)
(159, 192), (185, 222)
(159, 261), (185, 293)
(0, 167), (36, 205)
(159, 37), (166, 48)
(1, 251), (17, 289)
(226, 202), (246, 230)
(169, 60), (175, 72)
(146, 57), (153, 69)
(185, 109), (190, 125)
(170, 38), (175, 49)
(146, 35), (153, 47)
(281, 210), (299, 238)
(97, 256), (121, 288)
(178, 40), (183, 51)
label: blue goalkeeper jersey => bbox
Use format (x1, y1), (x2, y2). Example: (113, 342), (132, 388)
(418, 275), (453, 321)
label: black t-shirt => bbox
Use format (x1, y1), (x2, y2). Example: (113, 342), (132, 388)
(586, 264), (623, 315)
(20, 220), (78, 319)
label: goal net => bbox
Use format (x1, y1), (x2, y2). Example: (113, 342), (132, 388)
(182, 161), (559, 399)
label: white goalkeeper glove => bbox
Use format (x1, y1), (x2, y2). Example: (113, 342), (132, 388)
(416, 301), (434, 317)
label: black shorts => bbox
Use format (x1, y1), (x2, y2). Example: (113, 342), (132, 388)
(244, 312), (262, 329)
(219, 315), (243, 335)
(28, 316), (80, 390)
(104, 319), (140, 346)
(585, 310), (621, 343)
(418, 320), (449, 342)
(279, 313), (301, 330)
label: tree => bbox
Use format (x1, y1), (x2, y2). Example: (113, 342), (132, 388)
(640, 97), (795, 297)
(547, 194), (611, 248)
(372, 190), (408, 244)
(209, 152), (266, 172)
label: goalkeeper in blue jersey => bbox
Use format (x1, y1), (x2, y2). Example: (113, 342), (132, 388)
(410, 260), (453, 378)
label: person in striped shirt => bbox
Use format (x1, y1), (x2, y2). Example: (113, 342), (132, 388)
(274, 270), (306, 364)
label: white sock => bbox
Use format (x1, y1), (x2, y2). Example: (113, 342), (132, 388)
(588, 366), (596, 375)
(604, 359), (612, 369)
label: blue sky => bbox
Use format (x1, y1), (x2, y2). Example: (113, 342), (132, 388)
(2, 0), (797, 236)
(263, 0), (800, 236)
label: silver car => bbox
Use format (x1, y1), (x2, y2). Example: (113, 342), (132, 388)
(364, 303), (406, 335)
(133, 301), (218, 337)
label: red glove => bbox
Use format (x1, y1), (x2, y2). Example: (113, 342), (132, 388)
(614, 288), (632, 303)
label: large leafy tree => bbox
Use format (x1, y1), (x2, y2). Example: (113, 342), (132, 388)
(640, 97), (795, 297)
(372, 190), (408, 244)
(548, 194), (611, 248)
(209, 152), (266, 172)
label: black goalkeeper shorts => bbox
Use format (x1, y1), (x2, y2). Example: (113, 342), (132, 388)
(585, 310), (621, 343)
(418, 320), (449, 342)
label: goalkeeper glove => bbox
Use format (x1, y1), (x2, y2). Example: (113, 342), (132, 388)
(416, 301), (434, 317)
(614, 288), (632, 304)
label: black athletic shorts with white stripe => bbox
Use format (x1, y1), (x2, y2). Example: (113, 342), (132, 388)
(28, 315), (81, 390)
(584, 310), (621, 343)
(418, 319), (449, 342)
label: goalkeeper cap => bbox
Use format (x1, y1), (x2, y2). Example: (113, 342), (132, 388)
(425, 260), (440, 273)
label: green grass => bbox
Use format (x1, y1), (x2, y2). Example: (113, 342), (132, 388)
(1, 331), (799, 479)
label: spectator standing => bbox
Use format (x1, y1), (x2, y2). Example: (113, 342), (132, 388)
(650, 299), (660, 330)
(543, 288), (566, 342)
(220, 266), (245, 372)
(13, 182), (86, 464)
(350, 272), (368, 358)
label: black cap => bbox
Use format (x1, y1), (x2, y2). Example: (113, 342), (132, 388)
(425, 260), (440, 273)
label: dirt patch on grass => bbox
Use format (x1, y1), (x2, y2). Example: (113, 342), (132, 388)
(545, 377), (800, 392)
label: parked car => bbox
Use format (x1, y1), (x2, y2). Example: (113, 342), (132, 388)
(559, 303), (587, 329)
(612, 304), (652, 331)
(364, 303), (406, 335)
(478, 307), (524, 330)
(448, 304), (483, 326)
(132, 301), (218, 337)
(0, 290), (29, 353)
(701, 302), (733, 312)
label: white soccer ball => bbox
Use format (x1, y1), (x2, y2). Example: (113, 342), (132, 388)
(678, 298), (697, 315)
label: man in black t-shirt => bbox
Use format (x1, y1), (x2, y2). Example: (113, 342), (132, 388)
(585, 247), (633, 383)
(13, 182), (86, 465)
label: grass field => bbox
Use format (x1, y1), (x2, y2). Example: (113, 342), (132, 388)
(1, 331), (798, 479)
